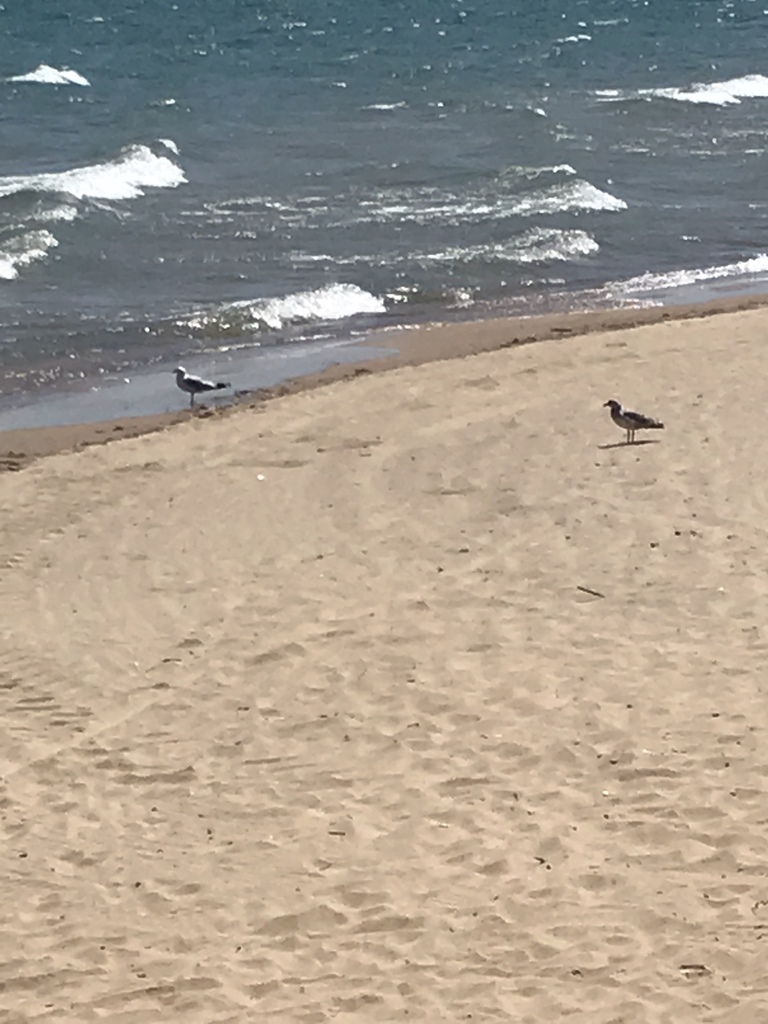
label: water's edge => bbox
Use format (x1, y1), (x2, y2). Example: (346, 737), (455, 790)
(1, 289), (767, 471)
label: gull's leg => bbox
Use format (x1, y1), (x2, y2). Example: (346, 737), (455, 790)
(190, 392), (195, 409)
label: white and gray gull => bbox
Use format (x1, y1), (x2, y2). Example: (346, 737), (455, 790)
(603, 399), (664, 444)
(174, 366), (231, 408)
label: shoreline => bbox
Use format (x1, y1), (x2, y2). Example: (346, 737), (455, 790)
(2, 289), (768, 472)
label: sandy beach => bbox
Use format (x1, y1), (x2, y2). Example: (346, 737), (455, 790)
(2, 300), (768, 1021)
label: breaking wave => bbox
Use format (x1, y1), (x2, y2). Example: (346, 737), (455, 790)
(289, 228), (598, 269)
(181, 283), (387, 334)
(0, 143), (185, 202)
(0, 230), (59, 280)
(0, 143), (185, 282)
(595, 73), (768, 108)
(606, 254), (768, 300)
(8, 64), (91, 87)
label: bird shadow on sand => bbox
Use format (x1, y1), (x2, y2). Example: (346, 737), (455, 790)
(597, 439), (661, 450)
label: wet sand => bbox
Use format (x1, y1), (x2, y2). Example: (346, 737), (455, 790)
(2, 290), (768, 471)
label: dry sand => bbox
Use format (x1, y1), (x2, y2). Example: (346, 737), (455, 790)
(1, 302), (768, 1021)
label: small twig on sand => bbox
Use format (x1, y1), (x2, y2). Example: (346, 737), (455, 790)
(577, 585), (605, 599)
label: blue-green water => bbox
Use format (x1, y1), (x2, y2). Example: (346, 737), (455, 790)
(2, 0), (768, 404)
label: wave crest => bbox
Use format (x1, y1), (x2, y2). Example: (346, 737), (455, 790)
(8, 64), (90, 87)
(181, 283), (386, 334)
(0, 230), (58, 280)
(607, 255), (768, 299)
(596, 73), (768, 108)
(0, 144), (185, 202)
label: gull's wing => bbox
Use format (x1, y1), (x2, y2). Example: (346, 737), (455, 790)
(624, 408), (663, 429)
(186, 373), (217, 390)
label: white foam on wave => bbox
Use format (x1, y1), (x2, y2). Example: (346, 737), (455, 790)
(502, 163), (577, 180)
(609, 254), (768, 298)
(512, 180), (627, 216)
(596, 73), (768, 108)
(412, 229), (598, 265)
(9, 64), (90, 87)
(0, 143), (185, 201)
(328, 177), (625, 227)
(510, 227), (599, 263)
(209, 166), (613, 234)
(31, 202), (78, 224)
(185, 283), (386, 333)
(292, 228), (598, 270)
(235, 283), (386, 330)
(0, 230), (58, 280)
(362, 101), (408, 111)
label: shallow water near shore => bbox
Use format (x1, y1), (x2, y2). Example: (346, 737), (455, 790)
(0, 337), (398, 432)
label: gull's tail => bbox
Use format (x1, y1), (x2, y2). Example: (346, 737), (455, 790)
(215, 381), (230, 390)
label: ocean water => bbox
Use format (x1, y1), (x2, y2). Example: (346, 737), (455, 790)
(2, 0), (768, 410)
